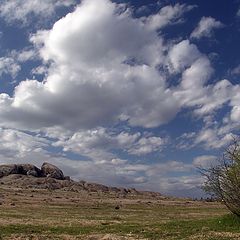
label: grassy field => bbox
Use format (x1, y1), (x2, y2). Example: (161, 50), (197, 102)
(0, 186), (240, 240)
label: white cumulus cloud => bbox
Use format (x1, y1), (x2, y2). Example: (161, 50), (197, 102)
(0, 128), (49, 159)
(191, 16), (224, 39)
(143, 3), (194, 31)
(0, 0), (181, 131)
(53, 127), (167, 162)
(193, 155), (218, 168)
(0, 0), (76, 25)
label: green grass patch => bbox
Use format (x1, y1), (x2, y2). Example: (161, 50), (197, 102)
(0, 214), (240, 239)
(141, 214), (240, 239)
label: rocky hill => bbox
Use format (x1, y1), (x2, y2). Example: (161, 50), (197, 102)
(0, 162), (164, 198)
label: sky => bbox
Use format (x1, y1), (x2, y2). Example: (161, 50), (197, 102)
(0, 0), (239, 197)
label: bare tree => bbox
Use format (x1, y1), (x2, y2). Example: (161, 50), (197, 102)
(200, 137), (240, 216)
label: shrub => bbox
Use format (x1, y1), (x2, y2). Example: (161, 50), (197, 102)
(201, 138), (240, 216)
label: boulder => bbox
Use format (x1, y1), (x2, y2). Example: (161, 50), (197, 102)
(0, 164), (18, 178)
(27, 170), (39, 177)
(16, 164), (42, 177)
(41, 162), (65, 180)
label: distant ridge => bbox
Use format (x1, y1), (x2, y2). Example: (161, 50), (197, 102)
(0, 163), (165, 199)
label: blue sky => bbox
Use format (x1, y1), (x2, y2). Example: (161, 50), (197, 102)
(0, 0), (239, 197)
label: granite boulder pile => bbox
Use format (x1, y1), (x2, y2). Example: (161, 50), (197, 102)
(0, 162), (67, 180)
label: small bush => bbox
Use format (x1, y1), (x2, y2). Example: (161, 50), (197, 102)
(201, 138), (240, 216)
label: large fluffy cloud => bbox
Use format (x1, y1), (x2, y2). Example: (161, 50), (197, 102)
(0, 0), (238, 140)
(0, 0), (239, 144)
(0, 0), (183, 131)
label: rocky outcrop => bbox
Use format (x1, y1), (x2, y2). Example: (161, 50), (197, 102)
(41, 162), (65, 180)
(0, 164), (44, 178)
(0, 172), (164, 199)
(0, 162), (164, 199)
(0, 162), (65, 180)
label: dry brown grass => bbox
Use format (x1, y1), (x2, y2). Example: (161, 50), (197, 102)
(0, 184), (235, 240)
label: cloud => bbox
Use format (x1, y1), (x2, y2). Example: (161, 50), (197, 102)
(0, 0), (76, 25)
(139, 172), (204, 197)
(0, 0), (182, 131)
(231, 106), (240, 122)
(193, 155), (218, 168)
(171, 45), (240, 120)
(0, 0), (240, 198)
(60, 159), (199, 196)
(230, 64), (240, 76)
(156, 175), (204, 192)
(191, 16), (224, 39)
(53, 127), (167, 162)
(0, 1), (235, 134)
(237, 8), (240, 17)
(0, 56), (21, 78)
(177, 113), (240, 151)
(146, 161), (193, 176)
(177, 79), (234, 117)
(32, 0), (163, 67)
(54, 128), (138, 162)
(0, 49), (37, 79)
(167, 40), (233, 122)
(167, 40), (201, 73)
(0, 126), (198, 196)
(127, 136), (167, 155)
(15, 49), (37, 62)
(0, 126), (195, 194)
(0, 128), (49, 159)
(172, 48), (218, 115)
(143, 3), (194, 31)
(195, 128), (235, 149)
(180, 57), (213, 90)
(0, 0), (238, 146)
(230, 89), (240, 122)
